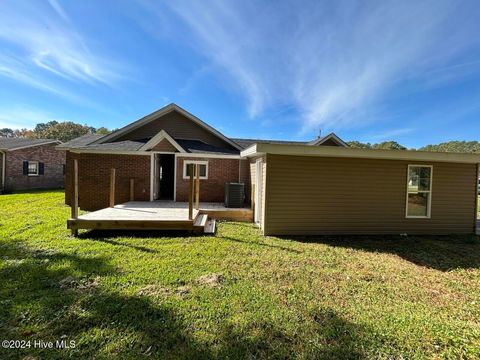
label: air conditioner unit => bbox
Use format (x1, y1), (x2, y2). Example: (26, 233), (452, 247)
(224, 182), (245, 208)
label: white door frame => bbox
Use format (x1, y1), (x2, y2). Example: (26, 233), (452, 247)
(254, 158), (263, 225)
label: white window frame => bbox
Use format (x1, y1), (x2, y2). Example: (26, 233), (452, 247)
(405, 164), (433, 219)
(183, 160), (208, 180)
(28, 161), (39, 176)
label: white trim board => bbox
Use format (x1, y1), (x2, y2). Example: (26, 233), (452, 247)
(68, 148), (241, 159)
(182, 160), (208, 180)
(405, 164), (433, 219)
(2, 140), (62, 151)
(241, 143), (480, 164)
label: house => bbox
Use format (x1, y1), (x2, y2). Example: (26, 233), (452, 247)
(60, 103), (480, 235)
(0, 138), (65, 193)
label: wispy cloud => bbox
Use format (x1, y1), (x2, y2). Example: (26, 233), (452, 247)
(364, 128), (415, 142)
(0, 1), (125, 88)
(136, 0), (480, 132)
(0, 106), (65, 129)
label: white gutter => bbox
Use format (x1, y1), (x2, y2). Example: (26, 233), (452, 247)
(241, 143), (480, 164)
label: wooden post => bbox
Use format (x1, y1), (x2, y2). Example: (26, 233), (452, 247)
(130, 178), (135, 201)
(71, 159), (79, 236)
(188, 164), (194, 220)
(195, 164), (200, 210)
(251, 183), (255, 211)
(109, 168), (116, 208)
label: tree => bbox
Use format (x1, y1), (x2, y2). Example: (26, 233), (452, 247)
(347, 140), (407, 150)
(371, 141), (407, 150)
(347, 141), (372, 149)
(419, 141), (480, 153)
(0, 128), (15, 138)
(14, 128), (35, 138)
(35, 122), (94, 142)
(95, 127), (111, 135)
(34, 121), (58, 133)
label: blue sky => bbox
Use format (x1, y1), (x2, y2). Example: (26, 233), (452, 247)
(1, 0), (479, 148)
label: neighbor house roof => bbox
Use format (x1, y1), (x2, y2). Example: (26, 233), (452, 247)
(0, 138), (61, 151)
(308, 133), (349, 147)
(232, 133), (348, 149)
(231, 138), (307, 149)
(56, 134), (105, 149)
(241, 142), (480, 164)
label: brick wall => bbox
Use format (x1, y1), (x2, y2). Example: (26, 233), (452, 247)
(65, 152), (150, 211)
(4, 144), (65, 191)
(175, 157), (241, 203)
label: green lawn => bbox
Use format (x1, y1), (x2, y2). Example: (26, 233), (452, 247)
(1, 190), (479, 359)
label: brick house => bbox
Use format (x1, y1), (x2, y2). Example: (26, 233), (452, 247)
(60, 103), (480, 236)
(59, 103), (346, 211)
(0, 138), (65, 192)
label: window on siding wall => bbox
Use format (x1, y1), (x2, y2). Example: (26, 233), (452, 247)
(183, 161), (208, 179)
(406, 165), (432, 218)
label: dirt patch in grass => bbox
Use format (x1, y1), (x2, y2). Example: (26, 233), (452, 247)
(197, 273), (224, 288)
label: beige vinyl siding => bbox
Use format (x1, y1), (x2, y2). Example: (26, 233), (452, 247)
(115, 111), (237, 150)
(264, 154), (477, 235)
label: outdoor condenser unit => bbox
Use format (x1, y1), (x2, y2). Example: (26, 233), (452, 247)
(224, 182), (245, 208)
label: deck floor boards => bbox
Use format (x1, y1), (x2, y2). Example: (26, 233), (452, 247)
(78, 201), (249, 221)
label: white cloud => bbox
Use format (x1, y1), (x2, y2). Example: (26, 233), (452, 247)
(138, 0), (480, 132)
(0, 106), (62, 129)
(365, 128), (415, 141)
(0, 1), (125, 87)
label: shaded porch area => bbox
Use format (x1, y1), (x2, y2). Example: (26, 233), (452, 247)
(68, 201), (253, 234)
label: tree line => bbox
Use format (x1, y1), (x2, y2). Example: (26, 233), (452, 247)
(0, 121), (111, 142)
(347, 140), (480, 153)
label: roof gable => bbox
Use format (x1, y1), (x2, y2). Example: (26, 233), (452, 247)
(95, 104), (242, 151)
(139, 130), (185, 152)
(309, 133), (348, 147)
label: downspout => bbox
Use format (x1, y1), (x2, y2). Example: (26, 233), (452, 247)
(0, 150), (5, 192)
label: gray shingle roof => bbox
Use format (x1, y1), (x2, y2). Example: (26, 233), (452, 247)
(231, 138), (308, 149)
(0, 138), (60, 151)
(175, 139), (239, 155)
(75, 140), (146, 151)
(56, 134), (105, 149)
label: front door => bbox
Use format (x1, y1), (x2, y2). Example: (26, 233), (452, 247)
(155, 154), (175, 200)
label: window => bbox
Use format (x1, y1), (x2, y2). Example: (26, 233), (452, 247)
(183, 161), (208, 179)
(28, 161), (39, 176)
(406, 165), (432, 218)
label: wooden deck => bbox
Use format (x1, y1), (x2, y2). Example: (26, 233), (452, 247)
(67, 201), (253, 234)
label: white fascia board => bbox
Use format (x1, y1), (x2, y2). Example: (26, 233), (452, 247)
(7, 140), (62, 151)
(245, 143), (480, 164)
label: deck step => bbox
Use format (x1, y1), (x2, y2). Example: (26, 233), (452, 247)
(204, 219), (216, 234)
(194, 214), (208, 228)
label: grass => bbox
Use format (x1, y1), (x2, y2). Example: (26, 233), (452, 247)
(0, 190), (479, 359)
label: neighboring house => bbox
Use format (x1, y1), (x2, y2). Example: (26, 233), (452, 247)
(60, 103), (480, 235)
(0, 138), (65, 192)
